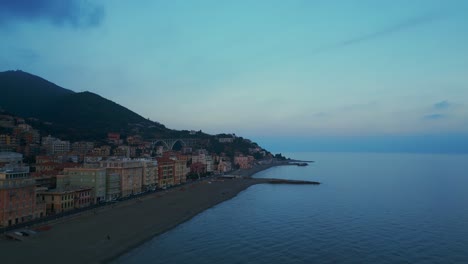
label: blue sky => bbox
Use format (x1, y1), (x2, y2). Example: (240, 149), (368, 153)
(1, 0), (468, 152)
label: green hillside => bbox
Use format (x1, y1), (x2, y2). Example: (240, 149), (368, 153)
(0, 70), (167, 140)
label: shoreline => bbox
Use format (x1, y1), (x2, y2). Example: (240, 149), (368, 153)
(1, 162), (318, 264)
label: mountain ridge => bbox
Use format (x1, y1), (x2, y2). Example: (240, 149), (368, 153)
(0, 70), (168, 140)
(0, 69), (273, 158)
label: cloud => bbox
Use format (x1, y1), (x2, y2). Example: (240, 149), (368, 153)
(433, 100), (450, 110)
(312, 12), (446, 54)
(423, 113), (446, 120)
(0, 0), (105, 28)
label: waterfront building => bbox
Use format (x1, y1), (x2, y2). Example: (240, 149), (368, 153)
(190, 162), (206, 175)
(217, 160), (233, 173)
(140, 159), (158, 191)
(38, 187), (92, 215)
(205, 155), (214, 173)
(106, 172), (121, 201)
(156, 158), (175, 188)
(62, 167), (107, 203)
(31, 171), (57, 189)
(173, 159), (187, 185)
(192, 151), (214, 173)
(100, 159), (143, 197)
(74, 188), (93, 209)
(234, 155), (252, 169)
(176, 154), (190, 183)
(0, 165), (44, 227)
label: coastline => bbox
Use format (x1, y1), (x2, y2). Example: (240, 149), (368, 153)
(1, 162), (317, 264)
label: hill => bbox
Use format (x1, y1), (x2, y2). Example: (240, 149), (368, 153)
(0, 70), (167, 140)
(0, 70), (272, 157)
(0, 70), (74, 118)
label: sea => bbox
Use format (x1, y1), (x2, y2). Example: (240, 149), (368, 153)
(115, 152), (468, 264)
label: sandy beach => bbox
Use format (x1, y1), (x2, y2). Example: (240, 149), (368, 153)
(0, 163), (317, 264)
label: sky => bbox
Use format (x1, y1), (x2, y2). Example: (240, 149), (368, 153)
(1, 0), (468, 153)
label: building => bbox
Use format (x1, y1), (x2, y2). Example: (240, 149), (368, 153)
(100, 159), (143, 197)
(140, 159), (158, 191)
(156, 158), (175, 188)
(31, 171), (57, 189)
(62, 167), (107, 203)
(38, 187), (92, 215)
(90, 146), (111, 157)
(190, 162), (206, 175)
(0, 134), (17, 151)
(0, 165), (44, 227)
(106, 173), (121, 201)
(218, 137), (234, 143)
(42, 136), (70, 155)
(107, 133), (121, 145)
(71, 141), (95, 155)
(217, 159), (233, 173)
(173, 159), (187, 185)
(205, 155), (214, 173)
(113, 146), (130, 158)
(234, 155), (252, 169)
(155, 146), (164, 156)
(35, 160), (80, 174)
(13, 124), (40, 144)
(0, 151), (23, 167)
(192, 151), (214, 173)
(74, 188), (93, 209)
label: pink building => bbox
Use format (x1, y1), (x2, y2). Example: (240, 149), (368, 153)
(1, 167), (44, 227)
(234, 155), (252, 169)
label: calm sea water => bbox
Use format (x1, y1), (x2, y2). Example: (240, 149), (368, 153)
(116, 152), (468, 264)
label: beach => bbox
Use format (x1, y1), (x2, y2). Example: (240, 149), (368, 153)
(0, 162), (317, 264)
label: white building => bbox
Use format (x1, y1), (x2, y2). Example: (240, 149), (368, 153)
(42, 136), (70, 155)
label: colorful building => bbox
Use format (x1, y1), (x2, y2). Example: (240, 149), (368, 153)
(234, 155), (252, 169)
(140, 159), (158, 191)
(173, 159), (187, 185)
(0, 166), (44, 227)
(38, 187), (92, 215)
(156, 158), (175, 188)
(100, 159), (143, 197)
(62, 167), (107, 203)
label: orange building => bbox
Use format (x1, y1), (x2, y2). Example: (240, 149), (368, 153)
(156, 158), (175, 188)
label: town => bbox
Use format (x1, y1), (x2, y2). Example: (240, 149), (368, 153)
(0, 112), (275, 230)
